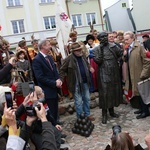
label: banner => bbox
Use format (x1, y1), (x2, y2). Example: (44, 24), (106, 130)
(55, 0), (73, 59)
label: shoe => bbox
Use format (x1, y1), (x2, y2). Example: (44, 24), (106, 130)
(61, 134), (67, 138)
(134, 110), (142, 114)
(57, 120), (64, 125)
(88, 115), (95, 121)
(136, 113), (149, 119)
(60, 147), (69, 150)
(110, 113), (119, 118)
(61, 139), (65, 144)
(102, 115), (107, 124)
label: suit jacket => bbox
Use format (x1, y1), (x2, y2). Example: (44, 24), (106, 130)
(32, 53), (59, 99)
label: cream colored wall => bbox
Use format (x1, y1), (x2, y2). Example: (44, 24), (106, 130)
(39, 3), (56, 32)
(67, 0), (103, 34)
(132, 0), (150, 31)
(1, 0), (104, 45)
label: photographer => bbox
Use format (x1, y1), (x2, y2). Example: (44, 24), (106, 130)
(20, 102), (57, 150)
(2, 103), (25, 150)
(105, 125), (144, 150)
(1, 102), (57, 150)
(15, 86), (68, 150)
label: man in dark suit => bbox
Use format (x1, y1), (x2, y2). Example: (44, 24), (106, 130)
(32, 39), (62, 122)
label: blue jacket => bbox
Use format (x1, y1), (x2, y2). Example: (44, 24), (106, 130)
(32, 53), (59, 99)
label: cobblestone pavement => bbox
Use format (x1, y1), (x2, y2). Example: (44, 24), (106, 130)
(60, 102), (150, 150)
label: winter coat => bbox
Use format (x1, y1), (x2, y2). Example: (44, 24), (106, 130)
(124, 40), (150, 96)
(59, 54), (91, 94)
(93, 43), (123, 109)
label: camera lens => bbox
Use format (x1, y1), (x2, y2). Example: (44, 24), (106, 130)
(112, 125), (121, 136)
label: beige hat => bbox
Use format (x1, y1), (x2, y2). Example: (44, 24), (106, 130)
(71, 42), (83, 52)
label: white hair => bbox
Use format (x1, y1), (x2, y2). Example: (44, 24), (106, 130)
(124, 31), (135, 39)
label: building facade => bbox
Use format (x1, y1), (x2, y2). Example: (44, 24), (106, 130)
(104, 0), (134, 32)
(0, 0), (104, 47)
(131, 0), (150, 32)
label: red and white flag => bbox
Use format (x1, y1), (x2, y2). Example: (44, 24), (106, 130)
(55, 0), (73, 59)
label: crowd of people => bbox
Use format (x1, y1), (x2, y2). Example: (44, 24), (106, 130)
(0, 28), (150, 150)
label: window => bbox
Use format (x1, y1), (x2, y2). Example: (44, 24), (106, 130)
(11, 20), (25, 34)
(40, 0), (53, 3)
(73, 0), (87, 3)
(72, 14), (82, 27)
(122, 3), (126, 8)
(7, 0), (21, 6)
(86, 13), (96, 25)
(43, 16), (56, 29)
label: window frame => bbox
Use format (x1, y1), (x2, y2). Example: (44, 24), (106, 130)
(43, 16), (56, 30)
(71, 14), (83, 27)
(7, 0), (22, 7)
(11, 19), (25, 34)
(86, 12), (96, 25)
(39, 0), (54, 4)
(73, 0), (87, 3)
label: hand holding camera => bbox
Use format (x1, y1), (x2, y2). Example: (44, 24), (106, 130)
(23, 92), (37, 106)
(3, 103), (16, 128)
(34, 102), (47, 122)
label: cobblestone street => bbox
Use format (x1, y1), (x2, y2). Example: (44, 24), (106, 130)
(60, 101), (150, 150)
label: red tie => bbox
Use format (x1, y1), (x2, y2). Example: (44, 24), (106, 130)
(45, 56), (53, 70)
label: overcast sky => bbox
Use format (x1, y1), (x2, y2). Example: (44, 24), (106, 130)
(101, 0), (132, 14)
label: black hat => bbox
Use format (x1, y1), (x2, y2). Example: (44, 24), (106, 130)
(86, 34), (95, 42)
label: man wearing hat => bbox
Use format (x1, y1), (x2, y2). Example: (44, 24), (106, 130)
(59, 42), (95, 121)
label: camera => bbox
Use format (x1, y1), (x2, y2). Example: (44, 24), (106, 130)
(112, 125), (122, 137)
(25, 98), (45, 116)
(25, 101), (41, 116)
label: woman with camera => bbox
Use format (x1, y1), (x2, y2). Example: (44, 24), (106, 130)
(105, 125), (150, 150)
(104, 125), (150, 150)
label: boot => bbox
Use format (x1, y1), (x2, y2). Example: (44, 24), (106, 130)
(102, 109), (107, 124)
(109, 107), (119, 118)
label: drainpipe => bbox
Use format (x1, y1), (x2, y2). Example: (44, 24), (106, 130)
(98, 0), (104, 31)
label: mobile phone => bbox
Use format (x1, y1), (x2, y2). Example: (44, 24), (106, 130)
(29, 82), (35, 93)
(5, 92), (13, 108)
(22, 82), (35, 97)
